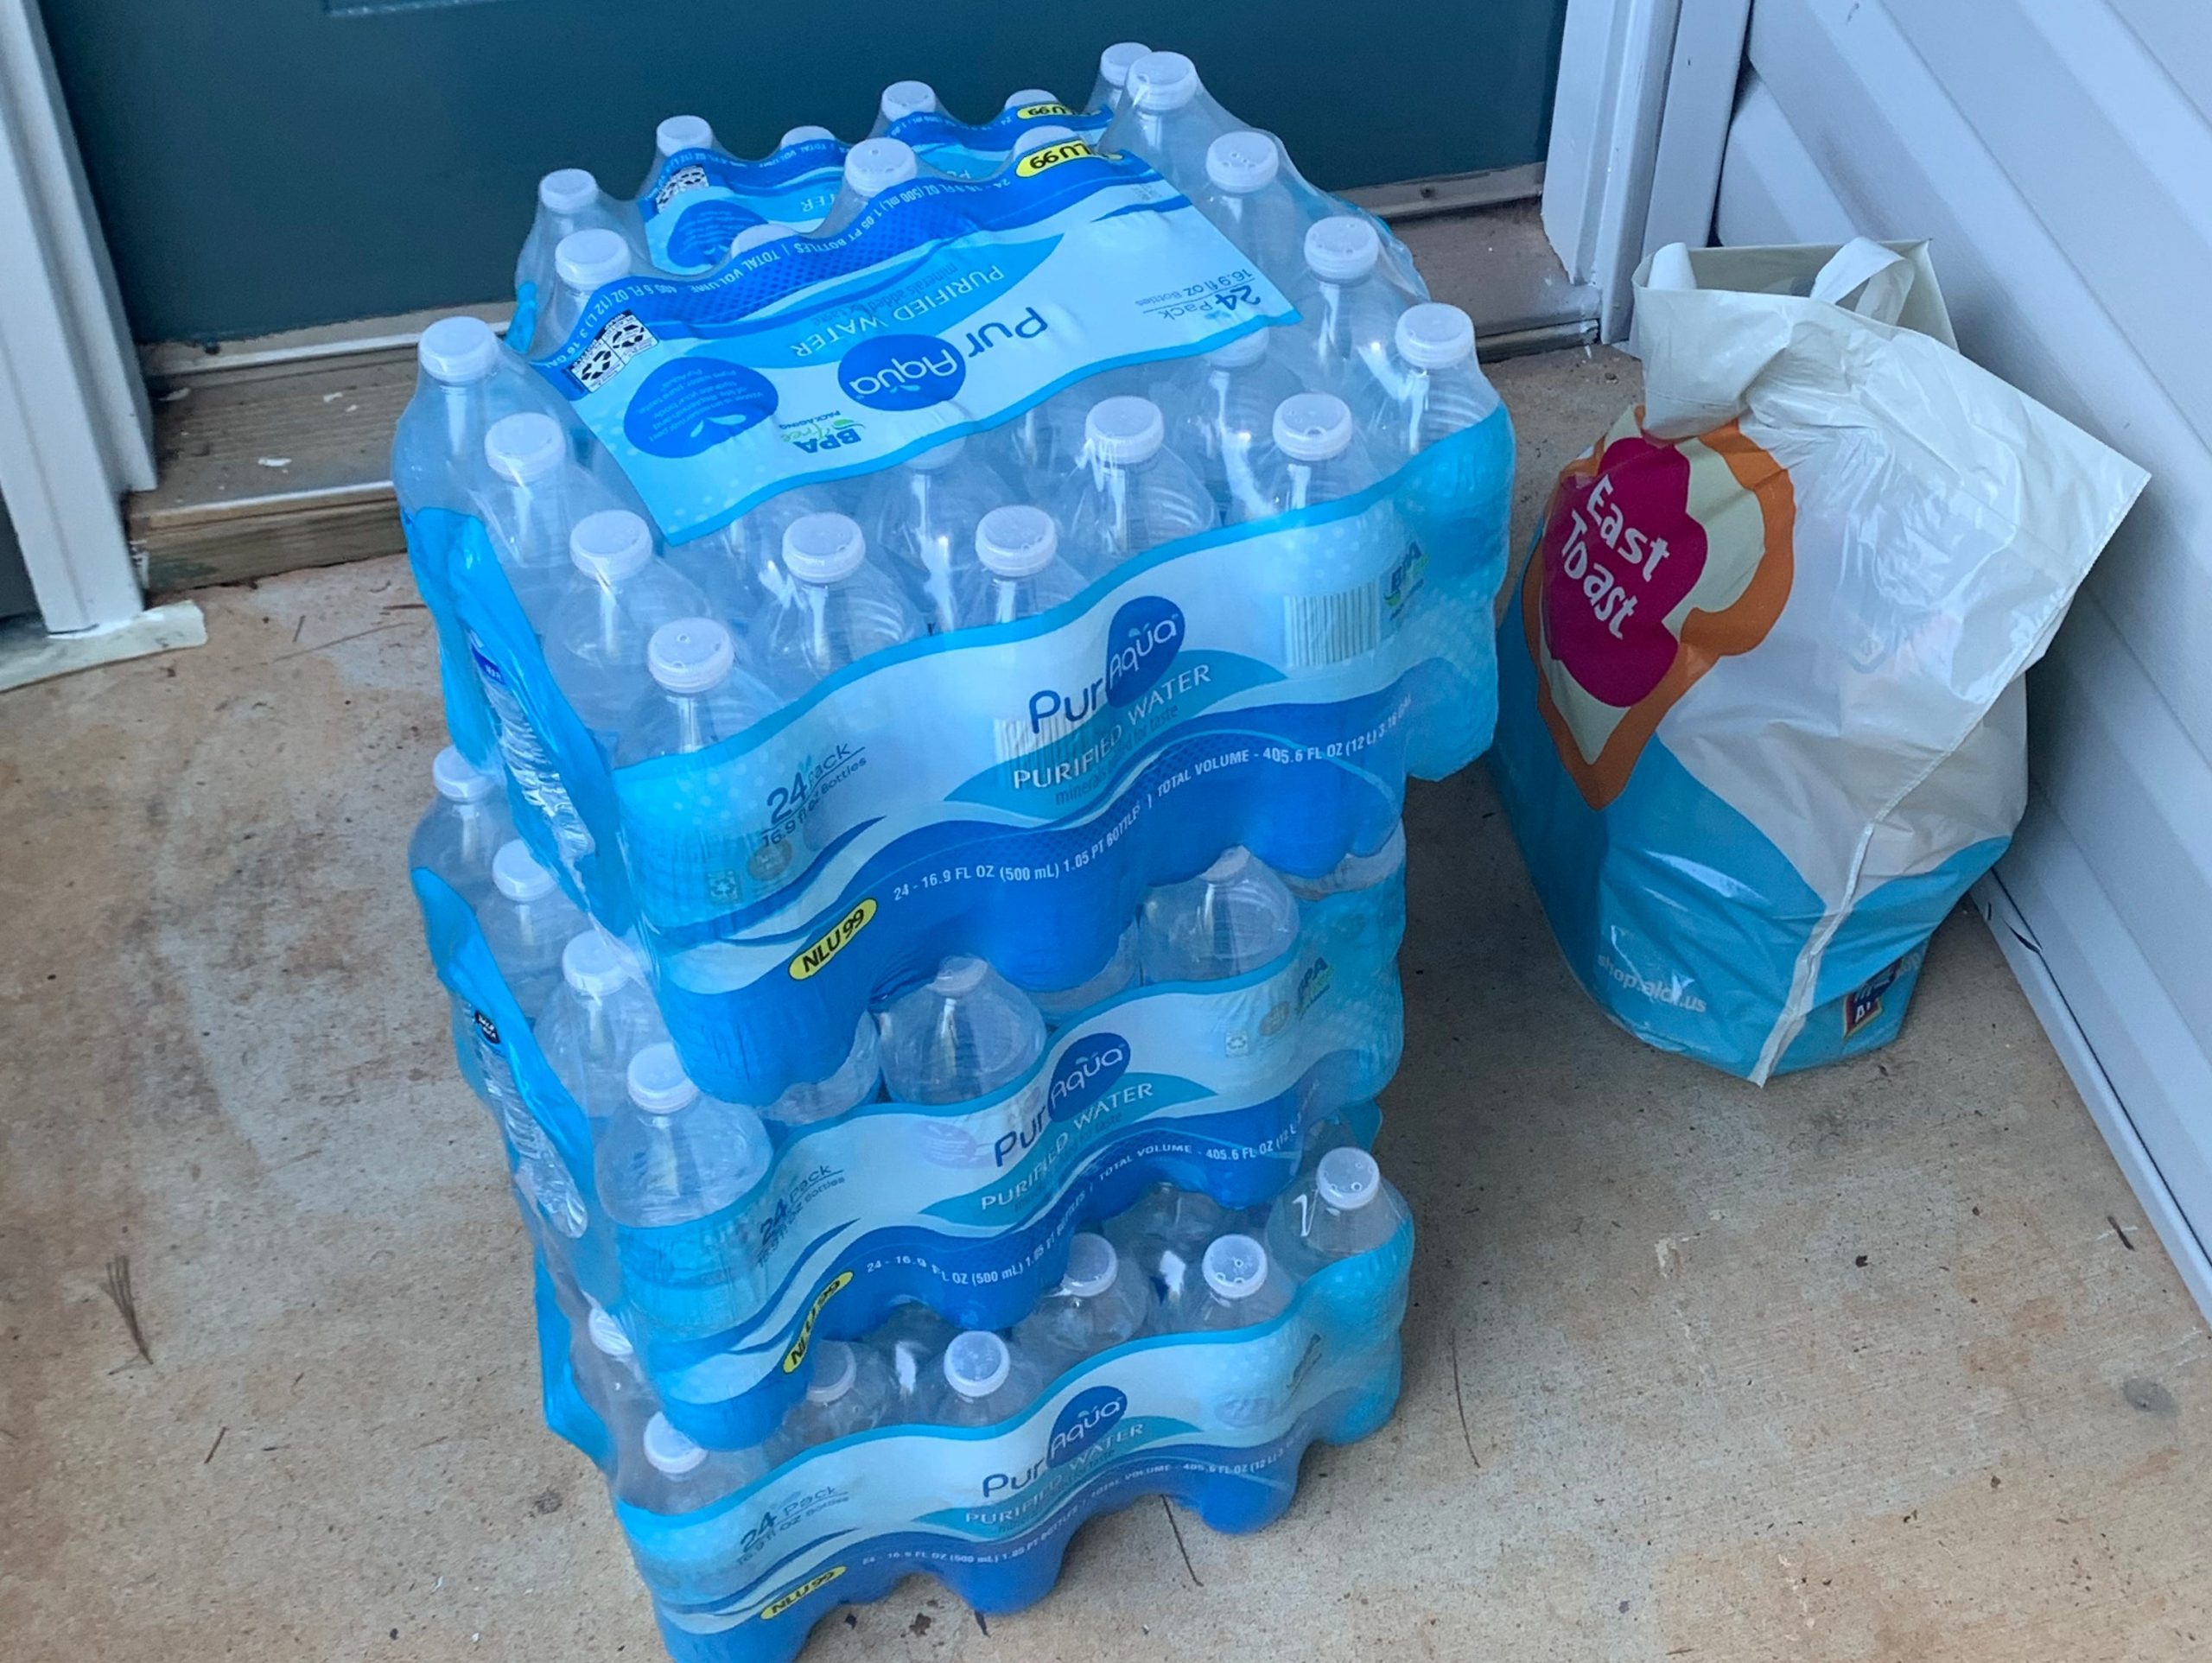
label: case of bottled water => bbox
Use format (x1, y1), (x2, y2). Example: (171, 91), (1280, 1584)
(397, 48), (1505, 1662)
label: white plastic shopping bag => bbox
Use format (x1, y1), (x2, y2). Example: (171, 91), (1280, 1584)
(1491, 238), (2148, 1081)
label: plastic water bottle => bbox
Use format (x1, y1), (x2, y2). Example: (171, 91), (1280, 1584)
(1375, 302), (1500, 461)
(573, 1304), (660, 1483)
(613, 619), (782, 767)
(1007, 124), (1082, 165)
(781, 124), (836, 147)
(395, 317), (543, 517)
(1263, 1146), (1408, 1279)
(753, 513), (925, 696)
(534, 930), (668, 1124)
(860, 436), (1007, 633)
(924, 1331), (1043, 1428)
(1255, 391), (1382, 515)
(1198, 132), (1304, 285)
(1110, 52), (1225, 199)
(1166, 327), (1307, 524)
(1026, 920), (1139, 1023)
(817, 136), (922, 235)
(880, 956), (1048, 1106)
(409, 746), (514, 910)
(874, 80), (938, 131)
(1105, 1182), (1230, 1317)
(1176, 1234), (1294, 1332)
(956, 505), (1085, 628)
(1298, 216), (1410, 414)
(543, 510), (712, 731)
(1088, 42), (1150, 117)
(1003, 87), (1061, 111)
(476, 840), (588, 1019)
(870, 1301), (960, 1417)
(639, 116), (728, 204)
(1012, 1233), (1155, 1374)
(479, 412), (588, 625)
(744, 1012), (881, 1129)
(632, 1412), (771, 1515)
(1138, 847), (1300, 984)
(1254, 393), (1397, 669)
(595, 1043), (773, 1228)
(774, 1339), (897, 1455)
(518, 171), (644, 350)
(1057, 396), (1217, 573)
(541, 227), (635, 352)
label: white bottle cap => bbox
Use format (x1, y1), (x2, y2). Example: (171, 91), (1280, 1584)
(646, 618), (736, 695)
(1201, 1233), (1271, 1301)
(417, 315), (500, 384)
(1205, 131), (1280, 195)
(432, 745), (499, 803)
(1205, 328), (1271, 370)
(1004, 88), (1060, 110)
(943, 1330), (1012, 1400)
(1200, 845), (1255, 884)
(1128, 51), (1200, 113)
(656, 115), (715, 158)
(1060, 1233), (1120, 1298)
(804, 1339), (858, 1404)
(781, 124), (836, 146)
(1395, 302), (1476, 370)
(587, 1304), (635, 1359)
(1085, 396), (1165, 466)
(1304, 215), (1381, 284)
(562, 930), (633, 998)
(1316, 1146), (1382, 1211)
(537, 168), (600, 215)
(555, 227), (631, 294)
(641, 1412), (708, 1476)
(974, 505), (1059, 578)
(483, 412), (566, 485)
(492, 839), (558, 902)
(1098, 42), (1150, 90)
(879, 80), (938, 122)
(1272, 392), (1355, 463)
(782, 512), (868, 583)
(729, 223), (796, 257)
(930, 955), (990, 996)
(627, 1042), (701, 1114)
(569, 508), (654, 581)
(843, 137), (918, 199)
(1012, 124), (1080, 158)
(906, 435), (965, 472)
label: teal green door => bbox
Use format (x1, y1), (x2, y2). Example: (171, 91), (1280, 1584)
(41, 2), (1568, 342)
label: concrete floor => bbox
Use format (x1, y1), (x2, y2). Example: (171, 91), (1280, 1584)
(5, 344), (2210, 1662)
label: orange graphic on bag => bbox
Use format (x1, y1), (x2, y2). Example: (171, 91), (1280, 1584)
(1522, 409), (1796, 809)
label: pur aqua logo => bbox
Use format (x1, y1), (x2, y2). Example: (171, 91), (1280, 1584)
(1047, 1032), (1128, 1123)
(838, 333), (967, 411)
(1106, 596), (1184, 708)
(1047, 1386), (1128, 1469)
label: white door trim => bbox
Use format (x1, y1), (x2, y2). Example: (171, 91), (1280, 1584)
(0, 0), (153, 634)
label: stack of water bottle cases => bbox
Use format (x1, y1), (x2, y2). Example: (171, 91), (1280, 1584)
(397, 44), (1512, 1661)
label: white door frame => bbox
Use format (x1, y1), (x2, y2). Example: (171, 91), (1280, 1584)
(1542, 0), (1754, 343)
(0, 0), (156, 636)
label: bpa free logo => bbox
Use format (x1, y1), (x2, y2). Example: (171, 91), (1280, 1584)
(838, 333), (967, 411)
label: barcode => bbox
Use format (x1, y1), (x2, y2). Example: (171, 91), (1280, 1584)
(654, 163), (711, 210)
(1282, 581), (1384, 670)
(570, 312), (658, 393)
(994, 701), (1090, 766)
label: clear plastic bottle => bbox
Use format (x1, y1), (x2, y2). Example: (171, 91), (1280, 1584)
(613, 619), (782, 767)
(1004, 87), (1060, 111)
(1138, 847), (1301, 984)
(879, 956), (1048, 1106)
(517, 170), (645, 350)
(1026, 920), (1140, 1024)
(1255, 391), (1382, 516)
(752, 513), (924, 697)
(818, 136), (920, 232)
(408, 746), (514, 911)
(393, 316), (538, 517)
(1373, 302), (1501, 463)
(1167, 327), (1307, 524)
(630, 1412), (772, 1515)
(870, 1301), (960, 1418)
(534, 930), (668, 1125)
(476, 840), (588, 1019)
(543, 510), (712, 731)
(1263, 1146), (1408, 1279)
(860, 436), (1006, 633)
(1297, 216), (1411, 418)
(1087, 42), (1150, 117)
(479, 412), (588, 626)
(540, 227), (636, 352)
(1255, 392), (1397, 670)
(955, 505), (1086, 628)
(1176, 1234), (1294, 1332)
(1107, 1183), (1230, 1323)
(1012, 1233), (1155, 1374)
(1198, 131), (1303, 285)
(1056, 396), (1217, 574)
(595, 1043), (773, 1228)
(781, 124), (836, 147)
(744, 1012), (881, 1129)
(874, 80), (939, 132)
(923, 1330), (1043, 1428)
(573, 1304), (661, 1493)
(774, 1339), (896, 1456)
(1108, 51), (1226, 199)
(639, 115), (728, 202)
